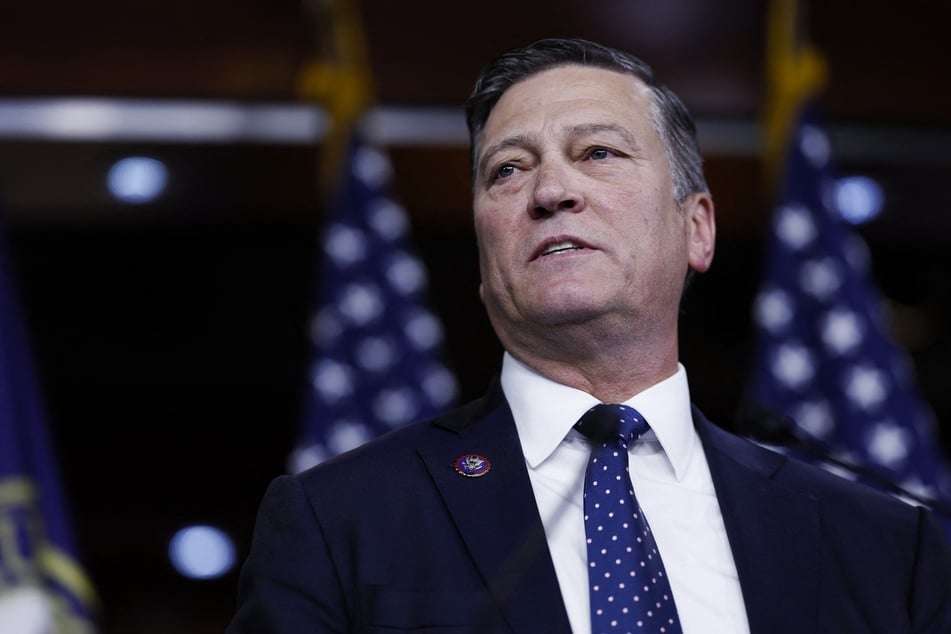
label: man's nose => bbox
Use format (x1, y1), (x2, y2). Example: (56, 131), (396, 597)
(529, 161), (584, 219)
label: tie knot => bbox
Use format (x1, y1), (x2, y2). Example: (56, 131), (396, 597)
(575, 403), (648, 446)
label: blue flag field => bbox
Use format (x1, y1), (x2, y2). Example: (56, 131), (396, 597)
(746, 102), (951, 534)
(289, 135), (458, 473)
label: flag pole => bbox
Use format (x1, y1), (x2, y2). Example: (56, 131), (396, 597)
(286, 1), (459, 473)
(762, 0), (827, 190)
(296, 0), (375, 193)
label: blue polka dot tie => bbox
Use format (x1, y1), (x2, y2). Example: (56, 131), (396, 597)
(575, 404), (682, 634)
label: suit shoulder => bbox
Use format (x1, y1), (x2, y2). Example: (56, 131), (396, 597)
(294, 393), (496, 485)
(697, 411), (925, 524)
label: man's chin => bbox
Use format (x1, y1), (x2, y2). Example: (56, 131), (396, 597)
(519, 301), (610, 330)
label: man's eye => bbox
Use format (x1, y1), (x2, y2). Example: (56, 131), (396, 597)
(589, 148), (611, 160)
(495, 164), (516, 180)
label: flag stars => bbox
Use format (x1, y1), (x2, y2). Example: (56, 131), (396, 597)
(772, 343), (816, 389)
(295, 138), (458, 480)
(326, 420), (372, 455)
(799, 258), (842, 301)
(353, 145), (393, 188)
(794, 398), (834, 440)
(404, 309), (444, 350)
(420, 365), (458, 406)
(750, 109), (951, 625)
(355, 336), (396, 372)
(338, 282), (384, 326)
(844, 365), (887, 411)
(866, 422), (911, 468)
(754, 288), (794, 334)
(776, 204), (817, 250)
(385, 252), (426, 295)
(323, 223), (367, 267)
(367, 198), (408, 240)
(799, 124), (831, 167)
(822, 308), (864, 355)
(311, 359), (353, 402)
(372, 388), (418, 427)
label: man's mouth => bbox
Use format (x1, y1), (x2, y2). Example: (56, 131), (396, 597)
(541, 240), (585, 256)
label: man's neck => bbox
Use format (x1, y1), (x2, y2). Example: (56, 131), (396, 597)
(502, 329), (680, 403)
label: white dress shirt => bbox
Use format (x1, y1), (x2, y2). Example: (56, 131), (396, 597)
(501, 352), (750, 634)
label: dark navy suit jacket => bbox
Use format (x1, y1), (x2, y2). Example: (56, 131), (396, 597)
(229, 384), (951, 633)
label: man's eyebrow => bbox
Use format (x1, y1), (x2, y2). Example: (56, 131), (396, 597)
(476, 123), (642, 179)
(477, 134), (529, 180)
(564, 123), (642, 151)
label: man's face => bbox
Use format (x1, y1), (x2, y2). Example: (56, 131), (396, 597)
(472, 64), (715, 349)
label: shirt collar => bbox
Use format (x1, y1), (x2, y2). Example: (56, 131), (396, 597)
(501, 351), (696, 481)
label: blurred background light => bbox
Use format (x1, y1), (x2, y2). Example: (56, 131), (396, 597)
(168, 525), (236, 580)
(0, 98), (329, 142)
(835, 175), (885, 224)
(107, 156), (168, 204)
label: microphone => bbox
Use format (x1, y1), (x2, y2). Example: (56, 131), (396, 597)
(737, 404), (951, 518)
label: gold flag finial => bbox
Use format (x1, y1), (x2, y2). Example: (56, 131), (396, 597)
(763, 0), (828, 188)
(296, 0), (375, 191)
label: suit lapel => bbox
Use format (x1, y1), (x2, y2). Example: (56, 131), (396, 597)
(695, 411), (820, 633)
(417, 387), (572, 634)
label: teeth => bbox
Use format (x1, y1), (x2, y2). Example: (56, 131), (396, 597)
(543, 240), (582, 256)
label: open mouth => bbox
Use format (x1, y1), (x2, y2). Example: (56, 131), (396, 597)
(541, 240), (584, 256)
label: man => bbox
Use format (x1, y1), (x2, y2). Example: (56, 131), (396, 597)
(228, 38), (951, 633)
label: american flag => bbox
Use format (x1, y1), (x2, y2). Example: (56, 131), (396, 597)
(745, 101), (951, 532)
(0, 223), (98, 631)
(288, 134), (459, 473)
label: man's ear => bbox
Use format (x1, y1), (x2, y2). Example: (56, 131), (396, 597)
(684, 192), (716, 273)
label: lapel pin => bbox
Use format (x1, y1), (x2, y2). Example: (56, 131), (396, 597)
(454, 453), (491, 478)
